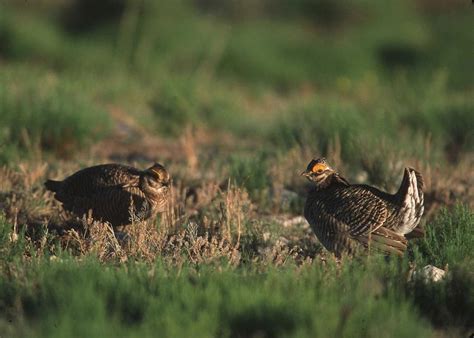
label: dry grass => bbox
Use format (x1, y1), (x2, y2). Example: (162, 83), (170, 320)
(0, 112), (473, 268)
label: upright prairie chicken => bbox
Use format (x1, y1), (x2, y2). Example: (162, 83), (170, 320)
(45, 163), (170, 227)
(301, 158), (424, 257)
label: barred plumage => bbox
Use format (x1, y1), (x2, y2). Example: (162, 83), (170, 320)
(302, 158), (424, 257)
(45, 163), (170, 227)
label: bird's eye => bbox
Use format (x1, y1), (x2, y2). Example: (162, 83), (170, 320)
(316, 169), (323, 174)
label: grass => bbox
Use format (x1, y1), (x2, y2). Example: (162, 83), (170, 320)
(415, 204), (474, 267)
(0, 207), (472, 338)
(0, 183), (472, 337)
(0, 68), (111, 162)
(0, 0), (473, 336)
(0, 229), (436, 338)
(229, 152), (270, 202)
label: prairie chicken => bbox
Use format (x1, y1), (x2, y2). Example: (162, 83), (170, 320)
(301, 158), (424, 257)
(45, 163), (170, 227)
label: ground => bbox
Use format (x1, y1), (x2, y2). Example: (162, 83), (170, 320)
(0, 1), (473, 337)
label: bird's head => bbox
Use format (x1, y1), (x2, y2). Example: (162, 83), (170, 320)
(301, 158), (335, 186)
(143, 163), (170, 193)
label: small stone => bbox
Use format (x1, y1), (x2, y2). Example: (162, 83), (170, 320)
(412, 264), (447, 283)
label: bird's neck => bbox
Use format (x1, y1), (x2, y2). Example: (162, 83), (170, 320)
(314, 173), (350, 190)
(139, 176), (158, 198)
(143, 185), (162, 201)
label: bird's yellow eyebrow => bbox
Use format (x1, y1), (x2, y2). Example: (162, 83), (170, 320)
(312, 163), (327, 173)
(150, 168), (162, 177)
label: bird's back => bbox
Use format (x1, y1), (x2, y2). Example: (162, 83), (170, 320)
(301, 158), (424, 257)
(305, 184), (390, 239)
(46, 164), (147, 226)
(59, 164), (141, 197)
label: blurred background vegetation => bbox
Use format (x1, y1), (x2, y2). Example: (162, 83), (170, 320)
(0, 0), (472, 167)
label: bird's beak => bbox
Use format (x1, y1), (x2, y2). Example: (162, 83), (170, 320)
(300, 170), (310, 177)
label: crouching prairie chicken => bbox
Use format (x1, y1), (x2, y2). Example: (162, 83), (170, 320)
(301, 158), (424, 257)
(45, 163), (170, 227)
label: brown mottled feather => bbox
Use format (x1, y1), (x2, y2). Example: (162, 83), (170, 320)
(45, 163), (170, 227)
(303, 158), (424, 257)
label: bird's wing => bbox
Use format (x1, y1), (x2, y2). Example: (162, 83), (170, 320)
(319, 186), (389, 237)
(64, 185), (148, 226)
(304, 201), (354, 254)
(357, 226), (407, 256)
(62, 164), (141, 196)
(305, 186), (411, 256)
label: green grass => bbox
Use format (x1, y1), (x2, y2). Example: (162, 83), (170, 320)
(150, 77), (250, 137)
(1, 0), (471, 158)
(2, 1), (472, 90)
(229, 152), (270, 202)
(415, 204), (474, 268)
(408, 266), (474, 332)
(0, 0), (473, 336)
(0, 68), (111, 162)
(0, 205), (473, 337)
(407, 205), (474, 331)
(0, 254), (432, 338)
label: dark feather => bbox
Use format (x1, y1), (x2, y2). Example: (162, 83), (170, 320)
(303, 161), (424, 257)
(45, 163), (169, 227)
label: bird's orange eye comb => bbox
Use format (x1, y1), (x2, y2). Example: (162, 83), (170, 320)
(311, 163), (327, 173)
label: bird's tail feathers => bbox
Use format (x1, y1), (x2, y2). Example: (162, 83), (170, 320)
(405, 224), (425, 239)
(357, 227), (408, 256)
(44, 179), (62, 193)
(394, 168), (425, 235)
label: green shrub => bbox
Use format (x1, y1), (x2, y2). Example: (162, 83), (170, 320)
(415, 204), (474, 268)
(0, 71), (110, 160)
(229, 152), (270, 202)
(150, 78), (249, 137)
(408, 267), (474, 331)
(0, 257), (434, 338)
(408, 205), (474, 331)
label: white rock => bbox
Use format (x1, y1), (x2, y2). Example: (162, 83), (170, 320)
(281, 216), (308, 228)
(262, 232), (271, 242)
(412, 265), (447, 283)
